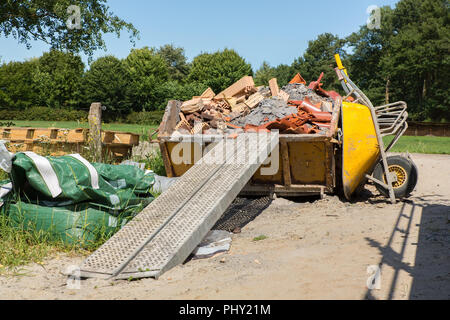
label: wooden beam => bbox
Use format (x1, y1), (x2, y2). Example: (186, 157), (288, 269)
(200, 87), (215, 99)
(281, 140), (292, 187)
(159, 100), (182, 136)
(244, 92), (264, 109)
(159, 142), (175, 178)
(269, 78), (279, 97)
(214, 76), (255, 99)
(88, 102), (102, 162)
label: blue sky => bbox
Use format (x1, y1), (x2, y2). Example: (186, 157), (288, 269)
(0, 0), (399, 69)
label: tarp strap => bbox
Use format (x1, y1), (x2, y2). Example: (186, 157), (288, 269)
(23, 152), (62, 198)
(68, 154), (100, 190)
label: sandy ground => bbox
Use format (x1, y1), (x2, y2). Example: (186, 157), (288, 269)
(0, 153), (448, 300)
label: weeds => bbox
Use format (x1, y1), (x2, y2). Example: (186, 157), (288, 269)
(0, 208), (122, 275)
(253, 235), (268, 242)
(141, 150), (166, 176)
(0, 170), (7, 181)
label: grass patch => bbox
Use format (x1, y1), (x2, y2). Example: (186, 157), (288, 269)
(0, 213), (86, 275)
(0, 208), (117, 275)
(0, 191), (121, 274)
(384, 136), (450, 154)
(253, 235), (268, 242)
(1, 120), (158, 140)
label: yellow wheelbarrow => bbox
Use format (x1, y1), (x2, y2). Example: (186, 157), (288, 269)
(335, 54), (418, 203)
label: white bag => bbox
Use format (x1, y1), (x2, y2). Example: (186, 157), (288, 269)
(0, 141), (13, 173)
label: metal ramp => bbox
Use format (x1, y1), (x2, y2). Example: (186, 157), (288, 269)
(79, 133), (279, 280)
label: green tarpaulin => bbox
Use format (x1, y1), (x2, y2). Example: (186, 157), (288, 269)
(0, 152), (155, 247)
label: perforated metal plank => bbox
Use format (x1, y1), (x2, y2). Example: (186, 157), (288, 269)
(79, 140), (230, 278)
(116, 133), (279, 279)
(79, 133), (279, 279)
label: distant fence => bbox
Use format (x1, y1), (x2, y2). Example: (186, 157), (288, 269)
(405, 122), (450, 137)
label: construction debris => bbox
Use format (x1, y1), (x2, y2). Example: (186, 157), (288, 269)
(199, 87), (215, 99)
(173, 72), (341, 135)
(289, 73), (306, 85)
(192, 230), (232, 260)
(282, 83), (328, 104)
(278, 90), (290, 102)
(269, 78), (280, 97)
(232, 98), (297, 127)
(215, 76), (255, 100)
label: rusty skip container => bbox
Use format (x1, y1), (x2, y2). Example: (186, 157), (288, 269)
(157, 98), (342, 198)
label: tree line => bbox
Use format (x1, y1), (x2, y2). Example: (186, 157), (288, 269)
(0, 0), (448, 122)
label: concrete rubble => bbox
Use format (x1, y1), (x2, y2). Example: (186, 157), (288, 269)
(282, 83), (330, 105)
(231, 98), (298, 127)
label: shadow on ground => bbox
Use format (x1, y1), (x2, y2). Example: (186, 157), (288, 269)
(364, 195), (450, 300)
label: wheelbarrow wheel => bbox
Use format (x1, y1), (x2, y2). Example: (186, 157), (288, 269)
(373, 156), (418, 199)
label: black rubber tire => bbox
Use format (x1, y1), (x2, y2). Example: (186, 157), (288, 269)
(373, 156), (418, 199)
(407, 159), (419, 195)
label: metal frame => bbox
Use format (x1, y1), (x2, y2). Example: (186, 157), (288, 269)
(337, 70), (409, 204)
(375, 101), (408, 152)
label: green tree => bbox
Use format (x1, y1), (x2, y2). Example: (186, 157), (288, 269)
(273, 64), (294, 87)
(346, 6), (395, 105)
(381, 0), (449, 121)
(157, 44), (190, 82)
(347, 0), (449, 121)
(187, 49), (252, 93)
(157, 81), (208, 106)
(254, 62), (294, 87)
(254, 61), (276, 86)
(0, 59), (39, 110)
(0, 0), (138, 56)
(291, 33), (347, 91)
(32, 50), (84, 109)
(123, 47), (169, 111)
(83, 55), (131, 120)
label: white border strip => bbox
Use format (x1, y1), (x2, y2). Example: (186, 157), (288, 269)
(68, 154), (100, 189)
(24, 152), (62, 198)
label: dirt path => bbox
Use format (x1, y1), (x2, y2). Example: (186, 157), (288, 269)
(0, 153), (448, 300)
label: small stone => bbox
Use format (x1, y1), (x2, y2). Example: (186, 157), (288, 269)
(232, 227), (241, 234)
